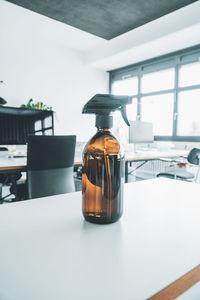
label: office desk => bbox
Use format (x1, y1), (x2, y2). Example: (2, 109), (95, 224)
(0, 157), (27, 173)
(125, 149), (188, 182)
(0, 157), (82, 172)
(0, 149), (188, 176)
(0, 178), (199, 300)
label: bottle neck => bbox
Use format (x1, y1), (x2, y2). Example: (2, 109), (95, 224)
(95, 114), (113, 129)
(97, 128), (110, 132)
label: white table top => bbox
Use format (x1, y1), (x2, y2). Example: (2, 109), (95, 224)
(125, 148), (188, 161)
(0, 156), (27, 168)
(0, 178), (199, 300)
(0, 149), (188, 171)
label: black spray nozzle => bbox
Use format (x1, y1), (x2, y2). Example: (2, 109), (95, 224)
(82, 94), (132, 126)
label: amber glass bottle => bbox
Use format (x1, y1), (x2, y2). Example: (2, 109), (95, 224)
(82, 128), (124, 224)
(82, 94), (132, 224)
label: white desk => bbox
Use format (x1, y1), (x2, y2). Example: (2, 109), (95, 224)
(0, 178), (199, 300)
(125, 149), (188, 182)
(0, 157), (27, 171)
(0, 149), (188, 175)
(125, 148), (188, 160)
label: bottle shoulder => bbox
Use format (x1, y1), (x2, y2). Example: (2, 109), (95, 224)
(84, 130), (121, 155)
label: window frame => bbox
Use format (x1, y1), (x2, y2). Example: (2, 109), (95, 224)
(109, 45), (200, 142)
(34, 113), (54, 136)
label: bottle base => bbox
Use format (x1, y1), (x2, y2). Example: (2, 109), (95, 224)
(83, 213), (121, 224)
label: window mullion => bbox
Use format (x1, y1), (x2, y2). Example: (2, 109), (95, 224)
(137, 67), (142, 120)
(141, 88), (175, 97)
(173, 57), (179, 138)
(177, 85), (200, 92)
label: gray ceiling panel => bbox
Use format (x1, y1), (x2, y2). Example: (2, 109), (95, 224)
(5, 0), (198, 40)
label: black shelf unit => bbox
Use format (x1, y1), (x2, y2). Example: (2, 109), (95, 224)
(0, 106), (54, 145)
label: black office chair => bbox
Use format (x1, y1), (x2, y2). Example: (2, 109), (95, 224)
(0, 171), (22, 203)
(156, 148), (200, 182)
(27, 135), (76, 199)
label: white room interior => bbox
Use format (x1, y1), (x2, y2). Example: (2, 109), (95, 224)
(1, 0), (200, 184)
(0, 0), (200, 143)
(0, 2), (200, 298)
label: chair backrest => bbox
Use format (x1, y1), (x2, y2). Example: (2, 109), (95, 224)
(187, 148), (200, 165)
(27, 135), (76, 199)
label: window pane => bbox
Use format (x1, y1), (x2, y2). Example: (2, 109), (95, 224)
(113, 99), (137, 145)
(177, 89), (200, 136)
(35, 131), (42, 135)
(141, 93), (174, 136)
(113, 99), (137, 132)
(141, 68), (175, 93)
(179, 62), (200, 87)
(44, 116), (52, 128)
(34, 120), (42, 131)
(112, 77), (138, 95)
(43, 129), (53, 135)
(127, 99), (137, 121)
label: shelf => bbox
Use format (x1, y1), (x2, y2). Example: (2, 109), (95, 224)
(0, 106), (53, 117)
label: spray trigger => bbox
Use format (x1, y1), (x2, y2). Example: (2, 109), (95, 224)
(120, 105), (130, 126)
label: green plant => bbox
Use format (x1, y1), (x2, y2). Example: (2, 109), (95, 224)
(21, 99), (52, 110)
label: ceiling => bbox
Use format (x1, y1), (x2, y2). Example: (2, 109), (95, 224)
(5, 0), (198, 40)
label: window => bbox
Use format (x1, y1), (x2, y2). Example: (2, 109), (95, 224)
(112, 76), (138, 122)
(34, 120), (42, 131)
(141, 93), (174, 136)
(110, 45), (200, 141)
(179, 61), (200, 87)
(127, 98), (137, 121)
(112, 76), (138, 96)
(177, 89), (200, 136)
(34, 115), (54, 136)
(141, 68), (174, 93)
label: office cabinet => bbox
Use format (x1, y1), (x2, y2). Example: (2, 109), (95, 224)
(0, 106), (54, 144)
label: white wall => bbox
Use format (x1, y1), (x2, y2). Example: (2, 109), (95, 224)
(0, 1), (108, 142)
